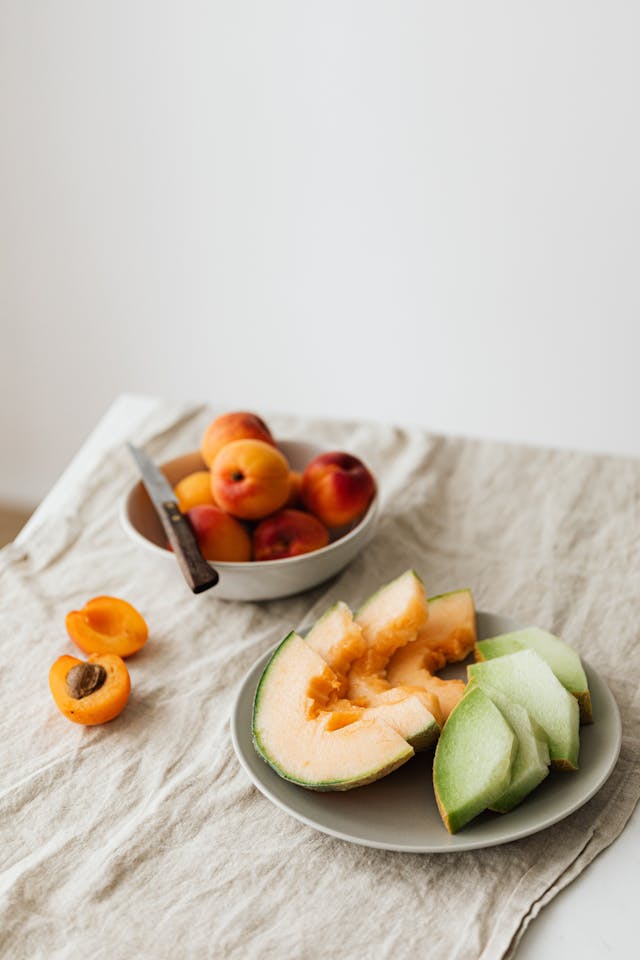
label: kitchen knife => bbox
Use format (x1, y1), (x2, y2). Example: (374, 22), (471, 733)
(126, 443), (219, 594)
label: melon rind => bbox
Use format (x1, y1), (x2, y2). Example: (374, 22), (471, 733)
(433, 686), (517, 834)
(475, 627), (592, 723)
(252, 632), (414, 791)
(468, 649), (580, 770)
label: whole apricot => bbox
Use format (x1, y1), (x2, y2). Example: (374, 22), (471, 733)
(187, 504), (252, 561)
(200, 411), (275, 468)
(49, 653), (131, 725)
(173, 470), (216, 513)
(211, 439), (290, 520)
(66, 596), (148, 658)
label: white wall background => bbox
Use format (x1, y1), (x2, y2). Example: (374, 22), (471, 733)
(1, 1), (639, 506)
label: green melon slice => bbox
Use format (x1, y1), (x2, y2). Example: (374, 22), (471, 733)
(468, 650), (580, 770)
(475, 627), (592, 723)
(469, 679), (550, 812)
(433, 686), (517, 834)
(252, 632), (414, 790)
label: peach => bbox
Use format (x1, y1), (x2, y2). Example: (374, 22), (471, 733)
(210, 439), (290, 520)
(284, 470), (304, 509)
(187, 504), (252, 562)
(253, 509), (330, 561)
(301, 451), (376, 528)
(200, 411), (275, 468)
(173, 470), (216, 513)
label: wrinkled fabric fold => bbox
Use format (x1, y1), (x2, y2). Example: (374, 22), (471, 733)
(1, 400), (638, 960)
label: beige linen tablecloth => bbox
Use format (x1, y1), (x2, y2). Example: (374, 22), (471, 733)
(1, 402), (638, 960)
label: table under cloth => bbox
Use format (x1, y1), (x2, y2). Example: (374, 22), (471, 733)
(1, 400), (638, 960)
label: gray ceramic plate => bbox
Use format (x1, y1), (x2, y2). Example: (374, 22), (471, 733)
(230, 611), (622, 851)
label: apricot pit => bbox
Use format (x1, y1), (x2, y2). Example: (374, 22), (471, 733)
(49, 653), (131, 725)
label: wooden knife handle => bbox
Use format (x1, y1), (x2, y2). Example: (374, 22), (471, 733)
(161, 501), (219, 594)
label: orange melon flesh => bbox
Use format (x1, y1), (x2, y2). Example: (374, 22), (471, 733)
(387, 588), (476, 721)
(305, 593), (441, 748)
(305, 601), (366, 692)
(252, 632), (414, 790)
(355, 569), (429, 657)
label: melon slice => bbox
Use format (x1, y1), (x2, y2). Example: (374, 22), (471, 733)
(306, 600), (440, 749)
(386, 588), (476, 721)
(433, 685), (517, 834)
(355, 569), (429, 657)
(252, 632), (414, 790)
(475, 627), (592, 723)
(305, 601), (366, 692)
(469, 679), (550, 812)
(468, 649), (580, 770)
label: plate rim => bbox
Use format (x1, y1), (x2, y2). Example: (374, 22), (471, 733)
(230, 611), (622, 852)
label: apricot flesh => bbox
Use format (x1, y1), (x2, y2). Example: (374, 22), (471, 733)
(49, 654), (131, 725)
(66, 596), (148, 658)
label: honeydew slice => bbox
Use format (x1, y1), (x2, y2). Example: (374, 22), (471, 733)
(475, 627), (592, 723)
(386, 588), (476, 721)
(469, 679), (550, 812)
(252, 632), (414, 790)
(433, 686), (517, 834)
(468, 650), (580, 770)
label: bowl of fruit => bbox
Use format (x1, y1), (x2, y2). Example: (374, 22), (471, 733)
(120, 412), (378, 601)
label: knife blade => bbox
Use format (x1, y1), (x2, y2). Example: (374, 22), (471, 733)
(126, 443), (219, 594)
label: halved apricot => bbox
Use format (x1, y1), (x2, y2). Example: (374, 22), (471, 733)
(65, 596), (148, 658)
(49, 653), (131, 725)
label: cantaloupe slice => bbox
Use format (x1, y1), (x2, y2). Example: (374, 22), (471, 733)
(433, 686), (518, 834)
(387, 588), (476, 721)
(468, 649), (580, 770)
(305, 601), (366, 692)
(252, 632), (414, 790)
(468, 680), (550, 813)
(355, 569), (429, 657)
(475, 627), (592, 723)
(306, 599), (440, 750)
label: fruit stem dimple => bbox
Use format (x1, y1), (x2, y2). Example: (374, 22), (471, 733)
(231, 470), (244, 482)
(66, 662), (107, 699)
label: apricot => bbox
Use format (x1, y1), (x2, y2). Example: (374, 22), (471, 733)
(49, 653), (131, 725)
(187, 504), (252, 561)
(66, 596), (149, 658)
(253, 509), (330, 561)
(302, 451), (376, 528)
(173, 470), (216, 513)
(200, 411), (276, 468)
(211, 439), (291, 520)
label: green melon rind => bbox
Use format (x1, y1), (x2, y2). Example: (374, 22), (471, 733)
(475, 627), (592, 723)
(433, 686), (518, 834)
(252, 632), (414, 791)
(468, 679), (550, 813)
(468, 649), (580, 770)
(428, 586), (474, 604)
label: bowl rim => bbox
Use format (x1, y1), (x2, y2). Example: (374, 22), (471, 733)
(120, 442), (378, 570)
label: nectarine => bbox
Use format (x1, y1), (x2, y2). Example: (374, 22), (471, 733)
(253, 509), (330, 561)
(200, 411), (275, 468)
(302, 451), (375, 528)
(187, 504), (252, 562)
(210, 439), (290, 520)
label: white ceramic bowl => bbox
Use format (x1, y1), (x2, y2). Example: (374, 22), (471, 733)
(120, 440), (378, 602)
